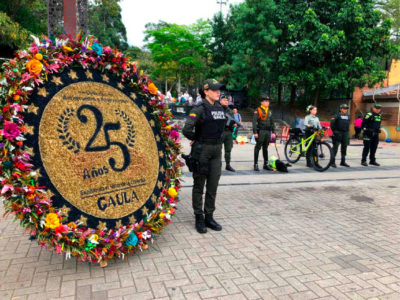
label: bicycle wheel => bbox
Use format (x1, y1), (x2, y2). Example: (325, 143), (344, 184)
(311, 141), (332, 172)
(284, 137), (302, 163)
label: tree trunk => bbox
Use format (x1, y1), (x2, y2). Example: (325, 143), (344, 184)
(290, 85), (296, 104)
(313, 87), (320, 106)
(277, 82), (282, 106)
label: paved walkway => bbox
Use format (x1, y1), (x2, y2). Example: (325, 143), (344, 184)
(1, 139), (400, 300)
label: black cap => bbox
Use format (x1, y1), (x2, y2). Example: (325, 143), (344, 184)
(340, 104), (349, 109)
(260, 93), (271, 101)
(203, 79), (224, 91)
(220, 92), (229, 99)
(373, 103), (382, 109)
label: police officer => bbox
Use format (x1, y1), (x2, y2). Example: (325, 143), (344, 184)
(330, 104), (350, 168)
(220, 92), (236, 172)
(361, 104), (382, 166)
(182, 79), (226, 234)
(253, 94), (275, 171)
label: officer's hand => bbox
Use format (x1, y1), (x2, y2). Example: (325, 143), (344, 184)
(190, 140), (195, 146)
(233, 124), (237, 127)
(254, 133), (258, 138)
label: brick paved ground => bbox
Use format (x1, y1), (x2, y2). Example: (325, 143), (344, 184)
(1, 138), (400, 300)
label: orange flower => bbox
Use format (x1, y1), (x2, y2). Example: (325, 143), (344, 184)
(26, 59), (43, 75)
(147, 82), (158, 95)
(67, 222), (78, 229)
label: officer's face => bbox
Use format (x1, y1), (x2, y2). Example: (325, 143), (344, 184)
(340, 108), (348, 114)
(310, 107), (317, 115)
(204, 89), (220, 102)
(261, 100), (270, 107)
(372, 107), (381, 114)
(220, 97), (229, 106)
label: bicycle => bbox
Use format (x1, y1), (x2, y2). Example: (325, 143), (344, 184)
(284, 127), (333, 172)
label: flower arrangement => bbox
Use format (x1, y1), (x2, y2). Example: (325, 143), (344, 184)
(0, 34), (183, 264)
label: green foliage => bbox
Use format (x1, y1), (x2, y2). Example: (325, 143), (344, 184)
(209, 0), (397, 106)
(377, 0), (400, 44)
(0, 0), (47, 35)
(88, 0), (128, 50)
(0, 12), (31, 57)
(144, 20), (211, 91)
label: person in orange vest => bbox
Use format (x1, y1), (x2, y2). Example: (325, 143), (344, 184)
(252, 94), (275, 171)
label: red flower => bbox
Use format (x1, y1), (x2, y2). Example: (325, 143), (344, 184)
(1, 121), (21, 140)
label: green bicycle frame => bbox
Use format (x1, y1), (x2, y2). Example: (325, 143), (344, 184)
(290, 132), (316, 154)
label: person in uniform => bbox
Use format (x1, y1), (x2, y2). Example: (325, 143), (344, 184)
(330, 104), (350, 168)
(361, 104), (382, 166)
(304, 105), (322, 167)
(252, 94), (275, 171)
(182, 79), (226, 234)
(220, 92), (237, 172)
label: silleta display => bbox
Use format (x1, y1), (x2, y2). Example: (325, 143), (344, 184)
(0, 36), (183, 264)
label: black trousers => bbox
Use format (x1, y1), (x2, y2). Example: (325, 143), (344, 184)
(192, 144), (222, 215)
(362, 135), (379, 163)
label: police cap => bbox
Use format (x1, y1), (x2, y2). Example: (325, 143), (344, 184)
(373, 103), (382, 109)
(203, 79), (225, 91)
(220, 92), (229, 99)
(340, 104), (349, 109)
(260, 93), (271, 101)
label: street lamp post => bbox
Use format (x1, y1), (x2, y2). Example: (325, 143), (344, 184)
(216, 0), (228, 12)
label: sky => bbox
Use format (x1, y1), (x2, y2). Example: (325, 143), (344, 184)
(120, 0), (244, 48)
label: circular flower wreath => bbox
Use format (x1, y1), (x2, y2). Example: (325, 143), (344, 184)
(0, 35), (183, 263)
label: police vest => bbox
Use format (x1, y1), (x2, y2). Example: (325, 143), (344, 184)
(198, 102), (226, 141)
(365, 113), (382, 130)
(334, 114), (350, 131)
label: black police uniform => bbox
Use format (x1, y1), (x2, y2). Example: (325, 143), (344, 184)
(361, 110), (382, 165)
(222, 105), (235, 171)
(330, 111), (350, 167)
(182, 98), (226, 233)
(252, 103), (275, 170)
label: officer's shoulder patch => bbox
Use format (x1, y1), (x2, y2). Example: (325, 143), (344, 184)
(189, 113), (197, 119)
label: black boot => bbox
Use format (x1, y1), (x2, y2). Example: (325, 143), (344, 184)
(254, 148), (259, 168)
(330, 160), (337, 168)
(263, 163), (272, 171)
(254, 164), (260, 171)
(340, 158), (350, 167)
(361, 161), (368, 166)
(225, 164), (236, 172)
(205, 214), (222, 231)
(369, 161), (380, 166)
(195, 214), (207, 234)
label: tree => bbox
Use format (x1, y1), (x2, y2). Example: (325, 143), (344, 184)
(88, 0), (128, 50)
(278, 0), (396, 105)
(377, 0), (400, 45)
(0, 0), (47, 36)
(144, 20), (210, 93)
(209, 0), (281, 105)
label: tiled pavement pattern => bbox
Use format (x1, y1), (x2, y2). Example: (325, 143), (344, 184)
(1, 139), (400, 300)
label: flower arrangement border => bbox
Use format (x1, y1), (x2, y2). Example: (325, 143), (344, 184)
(0, 35), (182, 263)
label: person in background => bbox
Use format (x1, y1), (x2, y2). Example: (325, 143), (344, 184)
(330, 104), (350, 168)
(165, 89), (172, 104)
(361, 104), (382, 166)
(354, 116), (363, 139)
(179, 92), (186, 105)
(233, 108), (242, 128)
(304, 105), (321, 167)
(220, 93), (237, 172)
(252, 94), (275, 171)
(195, 93), (202, 105)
